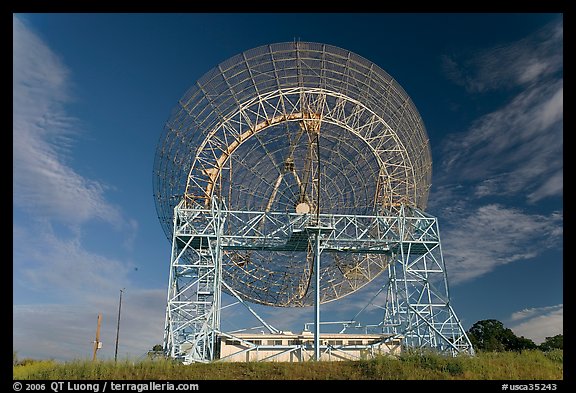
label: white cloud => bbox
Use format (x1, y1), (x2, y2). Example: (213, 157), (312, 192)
(527, 169), (563, 203)
(508, 304), (563, 344)
(12, 219), (166, 361)
(13, 15), (122, 227)
(12, 15), (148, 362)
(438, 18), (563, 205)
(442, 18), (562, 93)
(439, 204), (562, 284)
(13, 221), (132, 299)
(13, 304), (96, 361)
(439, 79), (563, 203)
(13, 289), (166, 362)
(427, 18), (564, 286)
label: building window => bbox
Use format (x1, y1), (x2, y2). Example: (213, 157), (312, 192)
(250, 340), (262, 345)
(225, 340), (241, 345)
(267, 340), (283, 345)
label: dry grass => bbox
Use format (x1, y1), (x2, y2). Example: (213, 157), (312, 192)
(13, 349), (563, 380)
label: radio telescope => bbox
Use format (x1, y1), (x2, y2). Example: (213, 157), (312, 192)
(154, 42), (473, 363)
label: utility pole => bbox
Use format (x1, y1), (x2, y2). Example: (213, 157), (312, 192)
(92, 313), (102, 361)
(114, 288), (125, 362)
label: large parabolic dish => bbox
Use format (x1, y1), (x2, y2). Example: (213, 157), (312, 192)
(153, 42), (432, 307)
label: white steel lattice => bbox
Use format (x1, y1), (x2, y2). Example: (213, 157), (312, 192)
(154, 42), (431, 307)
(154, 42), (473, 362)
(349, 206), (474, 356)
(163, 199), (473, 361)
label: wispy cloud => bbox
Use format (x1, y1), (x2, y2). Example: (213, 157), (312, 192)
(13, 304), (97, 361)
(437, 18), (563, 205)
(12, 15), (153, 361)
(508, 304), (563, 344)
(428, 18), (564, 285)
(440, 204), (562, 284)
(12, 218), (165, 361)
(438, 79), (563, 204)
(13, 221), (132, 300)
(13, 289), (166, 361)
(13, 15), (122, 227)
(442, 18), (562, 93)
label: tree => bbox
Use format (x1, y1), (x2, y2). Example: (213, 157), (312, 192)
(539, 334), (563, 351)
(467, 319), (507, 351)
(467, 319), (536, 352)
(148, 344), (165, 360)
(509, 335), (538, 351)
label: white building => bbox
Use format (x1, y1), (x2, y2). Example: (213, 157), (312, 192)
(217, 331), (403, 362)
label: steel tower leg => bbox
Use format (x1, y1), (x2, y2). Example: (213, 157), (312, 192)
(314, 230), (321, 361)
(163, 199), (225, 363)
(381, 206), (474, 356)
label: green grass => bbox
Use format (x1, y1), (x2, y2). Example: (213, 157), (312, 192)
(13, 350), (563, 380)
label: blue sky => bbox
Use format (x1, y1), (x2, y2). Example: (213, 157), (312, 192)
(13, 13), (563, 361)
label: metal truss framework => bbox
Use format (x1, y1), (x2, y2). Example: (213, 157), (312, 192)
(156, 42), (473, 363)
(348, 206), (475, 355)
(154, 42), (433, 308)
(163, 198), (474, 363)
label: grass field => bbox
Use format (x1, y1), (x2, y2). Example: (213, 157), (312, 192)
(13, 349), (563, 380)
